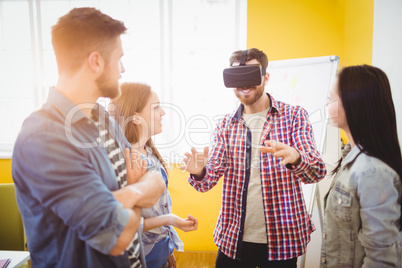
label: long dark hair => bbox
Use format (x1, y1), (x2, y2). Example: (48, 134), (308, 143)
(110, 82), (168, 174)
(334, 64), (402, 225)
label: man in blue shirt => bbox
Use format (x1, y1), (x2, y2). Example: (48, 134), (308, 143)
(11, 7), (165, 268)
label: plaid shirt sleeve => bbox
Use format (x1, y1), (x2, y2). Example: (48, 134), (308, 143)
(288, 106), (327, 183)
(188, 116), (229, 192)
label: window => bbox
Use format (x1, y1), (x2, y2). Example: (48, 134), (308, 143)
(0, 0), (247, 161)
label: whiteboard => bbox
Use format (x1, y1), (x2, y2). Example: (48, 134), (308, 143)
(266, 55), (339, 153)
(266, 55), (340, 213)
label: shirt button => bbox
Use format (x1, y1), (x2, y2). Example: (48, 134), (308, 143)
(338, 198), (343, 205)
(87, 120), (92, 125)
(164, 204), (167, 208)
(321, 257), (326, 263)
(96, 137), (101, 143)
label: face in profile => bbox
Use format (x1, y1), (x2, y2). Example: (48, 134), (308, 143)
(96, 37), (125, 99)
(327, 82), (347, 130)
(136, 91), (166, 140)
(232, 59), (266, 107)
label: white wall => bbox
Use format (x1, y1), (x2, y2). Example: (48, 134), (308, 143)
(373, 0), (402, 144)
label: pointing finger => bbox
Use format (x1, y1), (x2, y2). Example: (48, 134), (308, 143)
(203, 146), (209, 157)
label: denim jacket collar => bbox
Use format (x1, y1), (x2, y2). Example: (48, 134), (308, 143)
(341, 143), (363, 168)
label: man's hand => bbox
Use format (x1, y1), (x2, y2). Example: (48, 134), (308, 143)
(180, 147), (209, 177)
(125, 148), (148, 185)
(259, 140), (301, 166)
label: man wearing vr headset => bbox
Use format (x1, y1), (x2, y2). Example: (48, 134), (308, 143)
(181, 48), (326, 267)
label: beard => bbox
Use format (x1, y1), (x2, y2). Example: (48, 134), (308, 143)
(96, 68), (120, 99)
(234, 86), (265, 106)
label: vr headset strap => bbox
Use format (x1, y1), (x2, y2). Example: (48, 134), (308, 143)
(240, 50), (247, 66)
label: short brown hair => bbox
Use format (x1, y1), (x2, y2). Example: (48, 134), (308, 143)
(229, 48), (269, 70)
(51, 7), (127, 73)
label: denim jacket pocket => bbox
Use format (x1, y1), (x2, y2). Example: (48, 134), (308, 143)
(331, 187), (352, 222)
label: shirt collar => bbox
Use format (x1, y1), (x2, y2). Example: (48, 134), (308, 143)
(47, 87), (99, 124)
(341, 143), (362, 167)
(232, 92), (279, 120)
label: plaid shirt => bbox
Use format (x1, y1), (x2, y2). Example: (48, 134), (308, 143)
(189, 93), (327, 261)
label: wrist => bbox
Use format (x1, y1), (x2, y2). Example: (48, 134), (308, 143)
(127, 185), (142, 208)
(192, 167), (206, 181)
(286, 152), (301, 170)
(167, 214), (176, 227)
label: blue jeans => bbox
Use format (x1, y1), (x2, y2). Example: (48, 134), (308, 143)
(145, 236), (172, 268)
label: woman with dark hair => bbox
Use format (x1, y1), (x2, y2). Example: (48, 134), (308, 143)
(321, 64), (402, 267)
(110, 82), (198, 268)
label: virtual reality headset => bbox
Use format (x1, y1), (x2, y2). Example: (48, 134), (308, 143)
(222, 50), (266, 88)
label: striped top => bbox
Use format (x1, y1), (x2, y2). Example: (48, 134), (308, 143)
(92, 108), (142, 268)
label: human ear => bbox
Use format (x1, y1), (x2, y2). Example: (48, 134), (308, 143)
(87, 51), (104, 73)
(261, 73), (269, 87)
(264, 73), (270, 84)
(132, 114), (142, 125)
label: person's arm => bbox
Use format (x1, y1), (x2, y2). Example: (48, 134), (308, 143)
(259, 140), (301, 166)
(109, 148), (165, 255)
(113, 148), (165, 209)
(12, 132), (137, 255)
(143, 214), (198, 232)
(109, 207), (141, 256)
(112, 171), (165, 209)
(260, 107), (326, 183)
(180, 147), (209, 180)
(356, 167), (401, 267)
(181, 117), (229, 192)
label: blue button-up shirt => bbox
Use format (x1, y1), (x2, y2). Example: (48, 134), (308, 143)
(12, 88), (135, 268)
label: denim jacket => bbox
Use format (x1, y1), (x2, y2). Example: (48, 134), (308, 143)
(321, 144), (402, 268)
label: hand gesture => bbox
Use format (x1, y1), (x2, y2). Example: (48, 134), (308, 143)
(124, 148), (148, 184)
(180, 147), (209, 176)
(259, 140), (301, 166)
(171, 214), (198, 232)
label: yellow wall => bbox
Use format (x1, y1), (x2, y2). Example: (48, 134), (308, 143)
(2, 0), (374, 252)
(247, 0), (373, 146)
(169, 164), (222, 251)
(0, 159), (13, 183)
(247, 0), (345, 62)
